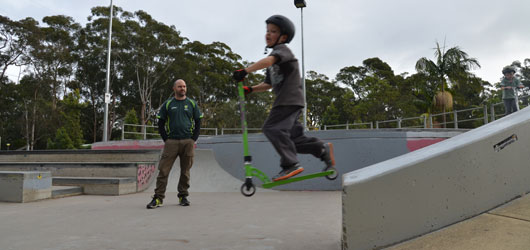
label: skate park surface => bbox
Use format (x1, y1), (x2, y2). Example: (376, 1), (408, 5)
(2, 116), (530, 249)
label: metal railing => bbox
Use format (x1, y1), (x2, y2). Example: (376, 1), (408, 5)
(323, 122), (373, 130)
(120, 93), (530, 138)
(121, 124), (218, 140)
(324, 93), (530, 130)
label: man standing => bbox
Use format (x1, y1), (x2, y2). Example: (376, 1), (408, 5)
(147, 79), (202, 209)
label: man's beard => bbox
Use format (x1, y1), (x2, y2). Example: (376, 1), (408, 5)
(176, 91), (186, 98)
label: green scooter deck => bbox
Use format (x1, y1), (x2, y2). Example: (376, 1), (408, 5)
(261, 170), (335, 189)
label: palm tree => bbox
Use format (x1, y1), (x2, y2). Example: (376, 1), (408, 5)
(415, 41), (480, 127)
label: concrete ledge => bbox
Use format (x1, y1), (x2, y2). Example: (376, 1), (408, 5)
(52, 186), (83, 198)
(0, 149), (161, 163)
(53, 177), (136, 196)
(0, 162), (143, 177)
(0, 171), (52, 202)
(342, 107), (530, 250)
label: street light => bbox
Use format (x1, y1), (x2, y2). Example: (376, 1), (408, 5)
(294, 0), (308, 130)
(6, 143), (10, 151)
(103, 0), (114, 141)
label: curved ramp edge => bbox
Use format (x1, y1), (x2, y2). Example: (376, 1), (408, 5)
(341, 108), (530, 250)
(143, 149), (265, 193)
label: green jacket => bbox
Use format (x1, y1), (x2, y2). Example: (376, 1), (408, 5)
(157, 97), (203, 140)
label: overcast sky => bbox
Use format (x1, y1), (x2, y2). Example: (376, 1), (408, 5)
(2, 0), (530, 84)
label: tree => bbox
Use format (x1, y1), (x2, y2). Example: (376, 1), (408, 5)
(124, 108), (141, 139)
(47, 89), (84, 149)
(0, 16), (27, 82)
(415, 42), (480, 127)
(305, 71), (343, 128)
(117, 10), (186, 133)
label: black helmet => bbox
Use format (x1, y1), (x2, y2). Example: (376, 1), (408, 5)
(266, 15), (295, 44)
(502, 66), (516, 74)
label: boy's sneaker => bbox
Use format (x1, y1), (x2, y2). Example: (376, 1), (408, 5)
(321, 142), (336, 170)
(179, 197), (190, 206)
(272, 163), (304, 182)
(146, 196), (163, 209)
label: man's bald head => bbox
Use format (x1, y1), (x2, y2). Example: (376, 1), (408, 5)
(173, 79), (187, 99)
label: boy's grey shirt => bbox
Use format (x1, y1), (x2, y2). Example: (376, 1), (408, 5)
(264, 44), (305, 108)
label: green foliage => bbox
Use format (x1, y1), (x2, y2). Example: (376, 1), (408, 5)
(47, 90), (84, 149)
(124, 108), (142, 139)
(0, 7), (519, 149)
(47, 127), (74, 149)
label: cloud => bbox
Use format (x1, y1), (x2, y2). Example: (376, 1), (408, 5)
(2, 0), (530, 84)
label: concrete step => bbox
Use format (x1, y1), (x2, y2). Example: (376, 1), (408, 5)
(0, 171), (52, 203)
(0, 149), (161, 163)
(0, 162), (142, 178)
(53, 177), (137, 196)
(51, 186), (83, 199)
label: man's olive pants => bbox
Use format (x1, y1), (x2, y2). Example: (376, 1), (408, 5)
(154, 138), (195, 200)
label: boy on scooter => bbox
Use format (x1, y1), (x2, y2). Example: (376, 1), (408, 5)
(232, 15), (335, 181)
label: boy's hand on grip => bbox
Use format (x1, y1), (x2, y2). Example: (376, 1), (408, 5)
(243, 86), (253, 96)
(233, 69), (248, 82)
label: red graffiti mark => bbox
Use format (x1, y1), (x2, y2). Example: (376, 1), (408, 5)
(406, 138), (445, 152)
(137, 164), (156, 190)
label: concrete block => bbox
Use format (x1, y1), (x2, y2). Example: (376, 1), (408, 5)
(0, 171), (51, 203)
(342, 107), (530, 249)
(53, 177), (136, 195)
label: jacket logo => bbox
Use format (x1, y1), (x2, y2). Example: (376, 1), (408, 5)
(184, 105), (189, 111)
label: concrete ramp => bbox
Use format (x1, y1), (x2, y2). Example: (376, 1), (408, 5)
(143, 149), (255, 193)
(342, 107), (530, 250)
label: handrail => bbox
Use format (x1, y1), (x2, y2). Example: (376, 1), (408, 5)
(120, 93), (530, 138)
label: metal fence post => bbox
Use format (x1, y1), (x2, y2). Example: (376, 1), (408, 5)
(346, 122), (349, 130)
(143, 124), (147, 140)
(483, 105), (488, 124)
(122, 124), (125, 140)
(397, 118), (402, 128)
(490, 104), (495, 122)
(423, 115), (427, 128)
(375, 121), (379, 129)
(429, 116), (433, 128)
(453, 110), (458, 129)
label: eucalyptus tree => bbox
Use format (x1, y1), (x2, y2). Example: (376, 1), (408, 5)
(117, 10), (187, 132)
(334, 58), (420, 127)
(305, 71), (343, 128)
(22, 15), (80, 110)
(415, 42), (480, 127)
(81, 5), (132, 141)
(0, 16), (27, 81)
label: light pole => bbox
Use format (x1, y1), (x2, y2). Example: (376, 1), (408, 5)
(6, 143), (10, 151)
(103, 0), (114, 141)
(294, 0), (308, 131)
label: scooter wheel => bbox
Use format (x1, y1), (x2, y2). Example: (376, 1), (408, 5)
(325, 168), (338, 180)
(240, 182), (256, 197)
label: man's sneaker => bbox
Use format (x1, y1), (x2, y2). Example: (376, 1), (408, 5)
(179, 197), (190, 206)
(146, 196), (163, 209)
(272, 163), (304, 182)
(321, 142), (336, 170)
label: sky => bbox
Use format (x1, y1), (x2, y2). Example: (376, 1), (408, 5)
(2, 0), (530, 84)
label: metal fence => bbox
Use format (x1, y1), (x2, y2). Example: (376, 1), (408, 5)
(324, 93), (530, 130)
(121, 94), (530, 138)
(121, 124), (218, 140)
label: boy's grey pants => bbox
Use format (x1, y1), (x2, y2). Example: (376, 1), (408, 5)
(262, 105), (324, 168)
(504, 98), (518, 115)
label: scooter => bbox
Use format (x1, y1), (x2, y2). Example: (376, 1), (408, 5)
(236, 81), (338, 197)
